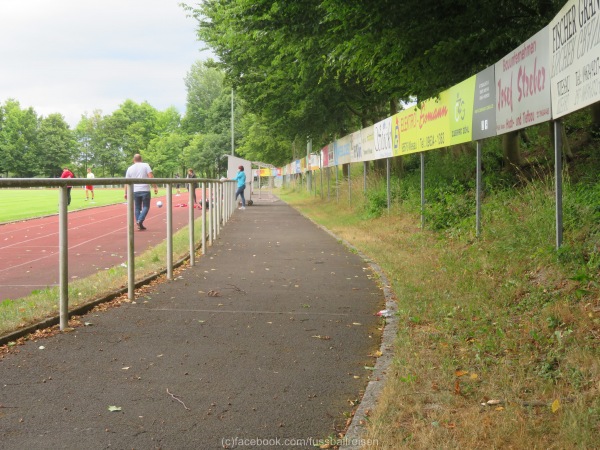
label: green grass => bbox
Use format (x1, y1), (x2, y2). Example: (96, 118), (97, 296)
(0, 188), (171, 223)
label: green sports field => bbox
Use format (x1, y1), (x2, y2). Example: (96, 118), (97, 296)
(0, 187), (166, 223)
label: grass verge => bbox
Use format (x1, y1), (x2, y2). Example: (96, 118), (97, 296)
(0, 216), (205, 337)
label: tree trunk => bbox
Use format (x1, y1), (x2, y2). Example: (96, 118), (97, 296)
(391, 156), (404, 176)
(502, 130), (523, 170)
(548, 122), (573, 161)
(591, 101), (600, 136)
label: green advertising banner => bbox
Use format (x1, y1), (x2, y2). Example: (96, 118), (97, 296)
(447, 76), (476, 146)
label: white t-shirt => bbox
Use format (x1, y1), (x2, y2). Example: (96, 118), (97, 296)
(87, 172), (95, 179)
(125, 162), (153, 192)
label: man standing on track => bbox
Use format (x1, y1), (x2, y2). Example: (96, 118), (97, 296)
(85, 167), (95, 202)
(125, 154), (158, 231)
(60, 167), (75, 206)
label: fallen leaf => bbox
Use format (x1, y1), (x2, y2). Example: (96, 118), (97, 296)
(551, 399), (561, 413)
(455, 370), (469, 377)
(454, 380), (461, 395)
(108, 406), (122, 412)
(311, 335), (331, 340)
(470, 373), (479, 380)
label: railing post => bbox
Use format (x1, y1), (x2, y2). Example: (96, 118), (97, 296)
(127, 184), (135, 300)
(189, 181), (195, 266)
(209, 182), (214, 246)
(201, 182), (207, 255)
(166, 183), (173, 279)
(58, 186), (69, 330)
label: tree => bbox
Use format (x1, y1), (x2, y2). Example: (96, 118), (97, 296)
(183, 60), (225, 134)
(0, 99), (39, 177)
(36, 113), (75, 177)
(146, 132), (189, 177)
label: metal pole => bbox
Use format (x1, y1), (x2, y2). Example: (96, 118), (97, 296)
(420, 153), (425, 230)
(476, 141), (482, 238)
(58, 186), (69, 330)
(336, 166), (339, 203)
(189, 180), (195, 266)
(127, 184), (135, 300)
(209, 182), (214, 246)
(554, 120), (563, 249)
(231, 88), (235, 156)
(320, 154), (324, 200)
(386, 158), (391, 213)
(363, 161), (367, 193)
(327, 167), (330, 200)
(348, 164), (352, 206)
(219, 182), (222, 234)
(201, 182), (207, 255)
(166, 184), (173, 279)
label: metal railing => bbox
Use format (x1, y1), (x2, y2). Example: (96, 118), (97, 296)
(0, 177), (237, 330)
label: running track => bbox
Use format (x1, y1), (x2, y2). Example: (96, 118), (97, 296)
(0, 196), (201, 301)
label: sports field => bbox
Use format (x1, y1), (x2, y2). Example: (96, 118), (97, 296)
(0, 187), (168, 223)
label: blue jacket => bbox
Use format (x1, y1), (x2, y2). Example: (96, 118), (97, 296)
(234, 170), (246, 188)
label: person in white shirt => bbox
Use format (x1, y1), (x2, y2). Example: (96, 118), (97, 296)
(124, 154), (158, 231)
(85, 168), (95, 201)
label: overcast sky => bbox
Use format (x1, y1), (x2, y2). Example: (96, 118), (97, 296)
(0, 0), (210, 127)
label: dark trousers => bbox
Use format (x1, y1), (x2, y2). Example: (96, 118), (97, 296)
(235, 186), (246, 207)
(134, 191), (151, 224)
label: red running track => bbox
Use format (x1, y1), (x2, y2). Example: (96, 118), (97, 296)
(0, 196), (203, 301)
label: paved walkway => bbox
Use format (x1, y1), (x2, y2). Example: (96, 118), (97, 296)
(0, 198), (384, 449)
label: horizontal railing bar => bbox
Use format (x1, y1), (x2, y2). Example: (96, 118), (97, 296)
(0, 178), (234, 188)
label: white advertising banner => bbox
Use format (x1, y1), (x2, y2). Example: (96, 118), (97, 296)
(550, 0), (600, 118)
(495, 26), (552, 135)
(373, 117), (393, 159)
(361, 125), (376, 162)
(351, 130), (362, 163)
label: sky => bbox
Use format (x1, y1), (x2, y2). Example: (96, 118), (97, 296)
(0, 0), (211, 128)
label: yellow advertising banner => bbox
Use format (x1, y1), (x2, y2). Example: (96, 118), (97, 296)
(394, 94), (450, 156)
(393, 76), (476, 156)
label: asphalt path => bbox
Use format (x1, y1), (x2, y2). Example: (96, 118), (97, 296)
(0, 198), (385, 449)
(0, 195), (197, 301)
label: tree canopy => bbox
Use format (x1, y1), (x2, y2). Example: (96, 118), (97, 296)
(189, 0), (565, 150)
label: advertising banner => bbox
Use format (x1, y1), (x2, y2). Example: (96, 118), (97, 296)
(472, 66), (497, 140)
(447, 76), (476, 146)
(333, 135), (352, 166)
(373, 117), (393, 159)
(321, 145), (329, 168)
(395, 94), (451, 156)
(550, 0), (600, 118)
(309, 153), (320, 170)
(294, 160), (301, 174)
(361, 125), (376, 161)
(351, 130), (362, 163)
(495, 26), (552, 135)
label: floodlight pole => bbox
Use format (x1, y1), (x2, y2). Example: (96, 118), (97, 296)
(231, 88), (235, 156)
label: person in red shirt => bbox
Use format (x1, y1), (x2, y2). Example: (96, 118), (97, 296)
(60, 167), (75, 206)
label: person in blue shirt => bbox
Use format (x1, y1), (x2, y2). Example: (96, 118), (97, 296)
(233, 165), (247, 210)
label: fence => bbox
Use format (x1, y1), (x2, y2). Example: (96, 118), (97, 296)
(0, 177), (237, 330)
